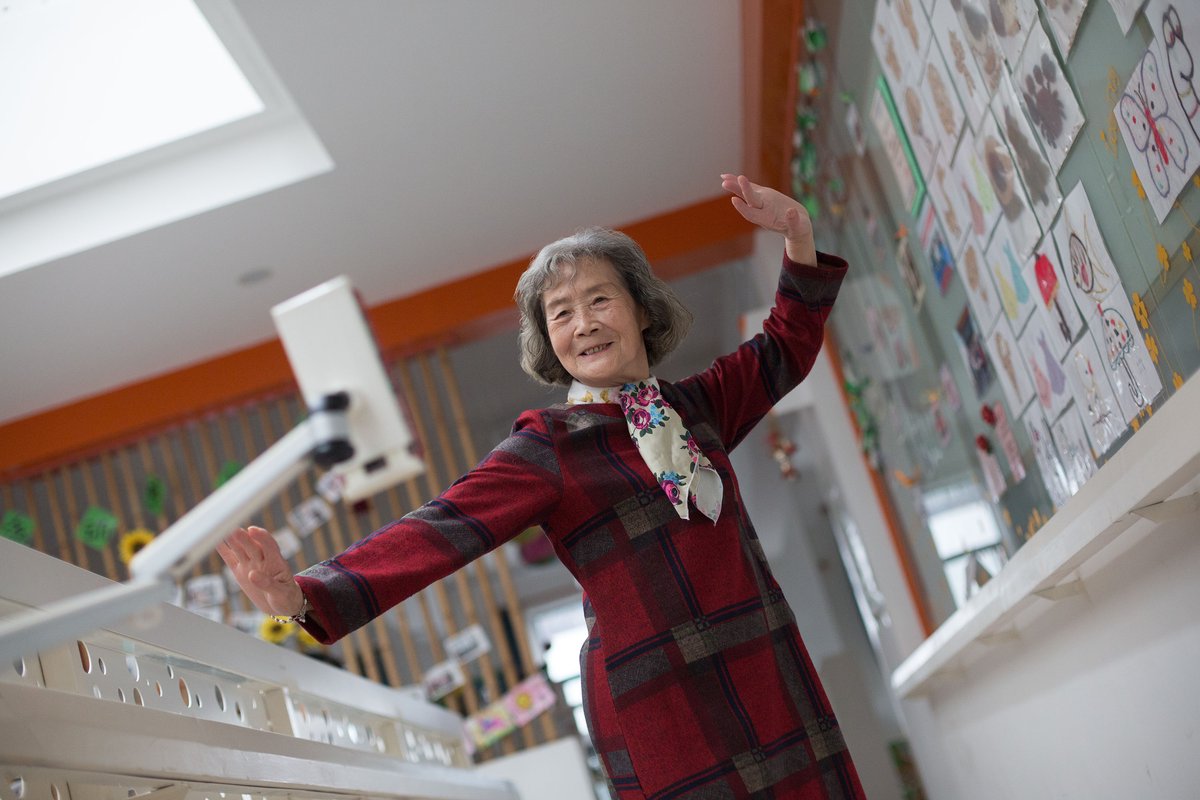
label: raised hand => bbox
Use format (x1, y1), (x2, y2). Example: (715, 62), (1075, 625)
(721, 173), (816, 266)
(217, 526), (306, 618)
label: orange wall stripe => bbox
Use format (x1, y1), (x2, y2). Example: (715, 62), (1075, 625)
(0, 196), (754, 477)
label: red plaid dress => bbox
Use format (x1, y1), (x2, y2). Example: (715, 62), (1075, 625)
(298, 252), (864, 799)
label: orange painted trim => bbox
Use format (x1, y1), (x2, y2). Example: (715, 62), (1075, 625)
(0, 196), (754, 478)
(823, 328), (937, 638)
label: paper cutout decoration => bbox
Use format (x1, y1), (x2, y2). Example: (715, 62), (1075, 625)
(994, 75), (1063, 231)
(1064, 331), (1127, 454)
(1116, 36), (1200, 223)
(1, 510), (35, 545)
(954, 0), (1006, 95)
(1016, 21), (1087, 174)
(1042, 0), (1090, 56)
(424, 658), (468, 702)
(143, 475), (167, 517)
(985, 224), (1038, 332)
(445, 623), (492, 664)
(118, 528), (155, 564)
(1022, 409), (1074, 508)
(931, 0), (991, 127)
(956, 306), (996, 398)
(985, 315), (1036, 412)
(960, 240), (1004, 333)
(1051, 404), (1099, 493)
(1108, 0), (1149, 35)
(287, 496), (333, 537)
(1018, 311), (1073, 421)
(215, 461), (242, 488)
(920, 40), (967, 161)
(976, 437), (1008, 502)
(1025, 236), (1085, 360)
(977, 113), (1043, 258)
(1096, 291), (1164, 413)
(1053, 182), (1119, 310)
(1148, 1), (1200, 144)
(185, 573), (227, 610)
(502, 673), (558, 727)
(992, 402), (1027, 482)
(76, 507), (118, 551)
(985, 0), (1039, 67)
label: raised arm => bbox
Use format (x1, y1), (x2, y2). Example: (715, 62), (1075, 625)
(721, 173), (817, 266)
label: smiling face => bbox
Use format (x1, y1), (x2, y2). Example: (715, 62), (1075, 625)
(543, 257), (650, 388)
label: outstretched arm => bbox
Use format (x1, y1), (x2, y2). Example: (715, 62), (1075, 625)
(720, 173), (817, 267)
(217, 526), (307, 618)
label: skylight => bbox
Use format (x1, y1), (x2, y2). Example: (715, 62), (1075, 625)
(0, 0), (264, 200)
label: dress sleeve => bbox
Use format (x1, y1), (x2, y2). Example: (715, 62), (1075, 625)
(674, 251), (848, 452)
(295, 409), (563, 643)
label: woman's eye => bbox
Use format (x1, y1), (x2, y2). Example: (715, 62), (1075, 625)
(592, 296), (610, 306)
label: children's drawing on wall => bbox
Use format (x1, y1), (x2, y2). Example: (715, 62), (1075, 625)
(928, 159), (971, 257)
(898, 84), (942, 177)
(1096, 291), (1164, 412)
(955, 305), (996, 398)
(1116, 39), (1200, 222)
(985, 224), (1038, 330)
(1152, 2), (1199, 142)
(955, 126), (1003, 240)
(894, 0), (932, 61)
(978, 114), (1042, 256)
(1016, 23), (1086, 175)
(921, 42), (967, 160)
(960, 240), (1004, 331)
(984, 0), (1038, 67)
(930, 222), (958, 295)
(1041, 0), (1090, 56)
(1023, 238), (1085, 360)
(1023, 408), (1075, 508)
(994, 76), (1063, 229)
(1064, 330), (1128, 454)
(1051, 406), (1098, 491)
(1018, 311), (1073, 421)
(932, 0), (991, 124)
(952, 0), (1005, 94)
(871, 0), (908, 89)
(1052, 182), (1118, 311)
(985, 314), (1036, 411)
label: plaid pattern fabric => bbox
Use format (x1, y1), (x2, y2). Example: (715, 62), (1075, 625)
(297, 252), (864, 799)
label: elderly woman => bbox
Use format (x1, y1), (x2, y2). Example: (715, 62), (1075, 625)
(219, 174), (864, 799)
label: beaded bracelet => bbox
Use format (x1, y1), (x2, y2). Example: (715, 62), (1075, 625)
(273, 595), (310, 624)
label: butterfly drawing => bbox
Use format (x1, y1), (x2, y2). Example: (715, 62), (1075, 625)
(1119, 49), (1190, 198)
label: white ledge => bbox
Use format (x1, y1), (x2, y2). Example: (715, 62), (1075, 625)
(892, 375), (1200, 699)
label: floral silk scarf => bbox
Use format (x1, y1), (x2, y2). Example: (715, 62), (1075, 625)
(567, 378), (722, 523)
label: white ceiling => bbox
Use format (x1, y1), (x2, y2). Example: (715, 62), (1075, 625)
(0, 0), (744, 425)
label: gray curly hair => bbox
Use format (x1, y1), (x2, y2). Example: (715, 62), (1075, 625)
(514, 227), (693, 386)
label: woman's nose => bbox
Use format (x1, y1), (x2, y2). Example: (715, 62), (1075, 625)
(574, 307), (600, 334)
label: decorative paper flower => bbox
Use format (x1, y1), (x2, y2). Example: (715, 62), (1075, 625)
(1131, 293), (1149, 329)
(979, 404), (997, 426)
(118, 528), (156, 564)
(1183, 278), (1197, 311)
(1156, 244), (1170, 275)
(260, 617), (297, 644)
(1131, 169), (1145, 200)
(1145, 334), (1159, 364)
(1184, 241), (1194, 263)
(1174, 372), (1185, 390)
(975, 435), (992, 453)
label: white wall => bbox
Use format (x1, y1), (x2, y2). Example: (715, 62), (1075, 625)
(903, 515), (1200, 799)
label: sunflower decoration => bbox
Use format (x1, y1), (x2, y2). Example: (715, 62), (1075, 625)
(259, 616), (297, 644)
(118, 528), (156, 564)
(296, 627), (322, 650)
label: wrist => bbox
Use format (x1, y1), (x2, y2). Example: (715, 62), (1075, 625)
(784, 238), (817, 267)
